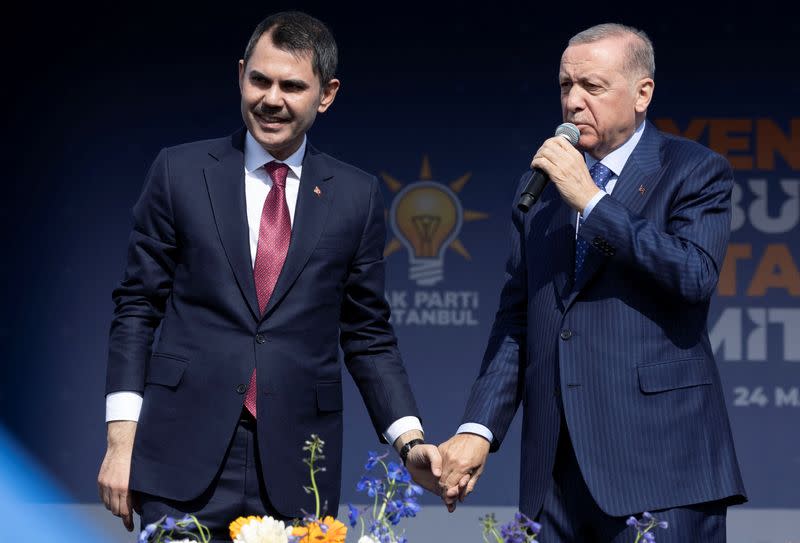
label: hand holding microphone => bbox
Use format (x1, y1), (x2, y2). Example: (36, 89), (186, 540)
(517, 122), (581, 212)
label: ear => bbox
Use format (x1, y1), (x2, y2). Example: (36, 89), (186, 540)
(634, 77), (654, 114)
(238, 59), (245, 92)
(317, 78), (341, 113)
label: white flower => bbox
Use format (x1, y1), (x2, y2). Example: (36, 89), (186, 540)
(358, 536), (379, 543)
(233, 516), (293, 543)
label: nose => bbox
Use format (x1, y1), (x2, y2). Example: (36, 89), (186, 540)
(261, 84), (283, 109)
(563, 85), (585, 115)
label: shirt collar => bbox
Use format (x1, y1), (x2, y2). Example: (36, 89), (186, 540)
(584, 120), (646, 176)
(244, 131), (306, 179)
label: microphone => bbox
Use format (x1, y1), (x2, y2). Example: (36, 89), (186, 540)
(517, 122), (581, 212)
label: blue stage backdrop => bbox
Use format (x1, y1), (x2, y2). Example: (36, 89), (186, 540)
(2, 2), (797, 515)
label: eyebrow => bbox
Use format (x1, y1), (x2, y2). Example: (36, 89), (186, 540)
(248, 69), (310, 89)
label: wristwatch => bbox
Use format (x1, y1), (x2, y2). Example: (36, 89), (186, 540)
(399, 438), (425, 466)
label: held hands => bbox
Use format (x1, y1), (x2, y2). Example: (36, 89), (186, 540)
(531, 135), (600, 212)
(394, 430), (443, 496)
(97, 421), (137, 531)
(437, 433), (491, 512)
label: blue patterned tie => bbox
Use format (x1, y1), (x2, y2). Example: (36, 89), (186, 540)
(574, 161), (613, 278)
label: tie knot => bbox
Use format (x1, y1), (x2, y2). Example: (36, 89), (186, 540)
(589, 161), (613, 190)
(264, 161), (289, 188)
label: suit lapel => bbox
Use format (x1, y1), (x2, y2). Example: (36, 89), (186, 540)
(564, 125), (664, 311)
(204, 129), (261, 320)
(262, 144), (334, 318)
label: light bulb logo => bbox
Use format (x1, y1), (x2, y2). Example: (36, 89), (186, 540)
(390, 182), (462, 285)
(382, 156), (489, 287)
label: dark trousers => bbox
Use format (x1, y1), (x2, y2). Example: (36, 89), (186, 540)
(136, 410), (288, 543)
(538, 420), (728, 542)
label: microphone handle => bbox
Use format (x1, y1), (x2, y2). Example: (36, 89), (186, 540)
(517, 169), (549, 212)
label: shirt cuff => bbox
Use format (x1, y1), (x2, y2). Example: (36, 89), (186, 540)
(383, 416), (423, 445)
(582, 190), (607, 219)
(106, 391), (143, 422)
(457, 423), (494, 443)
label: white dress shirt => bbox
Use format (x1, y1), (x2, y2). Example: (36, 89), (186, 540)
(107, 132), (422, 445)
(457, 121), (647, 443)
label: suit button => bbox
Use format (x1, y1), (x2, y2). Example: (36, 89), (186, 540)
(560, 329), (573, 340)
(236, 384), (247, 394)
(255, 334), (266, 344)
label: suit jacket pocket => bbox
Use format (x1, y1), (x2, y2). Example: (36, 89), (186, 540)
(316, 381), (343, 412)
(637, 357), (712, 394)
(146, 353), (189, 387)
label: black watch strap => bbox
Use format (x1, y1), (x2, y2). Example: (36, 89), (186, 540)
(399, 438), (425, 465)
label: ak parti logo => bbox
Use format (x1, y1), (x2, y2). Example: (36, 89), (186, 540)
(382, 156), (488, 286)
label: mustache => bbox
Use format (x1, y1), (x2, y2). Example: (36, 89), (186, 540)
(254, 105), (290, 121)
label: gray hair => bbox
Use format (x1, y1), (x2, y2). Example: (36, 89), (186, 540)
(568, 23), (655, 79)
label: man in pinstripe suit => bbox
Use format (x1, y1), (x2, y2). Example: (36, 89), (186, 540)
(437, 23), (746, 541)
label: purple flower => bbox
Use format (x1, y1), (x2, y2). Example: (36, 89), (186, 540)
(163, 516), (177, 530)
(387, 462), (407, 483)
(643, 511), (653, 520)
(404, 483), (423, 497)
(139, 523), (158, 543)
(658, 520), (669, 529)
(347, 503), (360, 527)
(365, 451), (384, 470)
(626, 516), (638, 527)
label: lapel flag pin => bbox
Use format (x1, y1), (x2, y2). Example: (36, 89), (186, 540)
(313, 186), (322, 197)
(639, 184), (646, 195)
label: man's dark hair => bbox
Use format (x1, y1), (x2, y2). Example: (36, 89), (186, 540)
(243, 11), (338, 85)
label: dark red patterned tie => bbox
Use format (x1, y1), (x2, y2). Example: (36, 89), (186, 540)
(244, 161), (291, 418)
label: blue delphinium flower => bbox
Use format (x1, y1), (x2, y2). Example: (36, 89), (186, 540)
(386, 462), (405, 483)
(404, 482), (423, 498)
(139, 522), (158, 543)
(627, 511), (669, 543)
(365, 450), (387, 470)
(347, 503), (360, 527)
(354, 450), (419, 543)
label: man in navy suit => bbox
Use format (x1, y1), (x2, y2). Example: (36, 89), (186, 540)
(438, 23), (746, 541)
(97, 12), (441, 540)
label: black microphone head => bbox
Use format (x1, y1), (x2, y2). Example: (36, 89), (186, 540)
(555, 122), (580, 147)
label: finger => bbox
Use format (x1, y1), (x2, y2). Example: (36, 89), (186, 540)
(461, 472), (481, 501)
(121, 491), (133, 531)
(427, 447), (443, 478)
(111, 487), (123, 517)
(457, 473), (471, 502)
(445, 484), (461, 499)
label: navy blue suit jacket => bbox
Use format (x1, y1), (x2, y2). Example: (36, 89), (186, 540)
(463, 125), (746, 517)
(106, 129), (419, 517)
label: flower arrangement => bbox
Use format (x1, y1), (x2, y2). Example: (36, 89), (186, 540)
(136, 432), (669, 543)
(138, 513), (211, 543)
(345, 450), (423, 543)
(479, 510), (668, 543)
(626, 511), (669, 542)
(229, 435), (348, 543)
(480, 512), (541, 543)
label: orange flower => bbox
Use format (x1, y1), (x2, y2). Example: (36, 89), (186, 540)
(291, 516), (347, 543)
(229, 515), (261, 540)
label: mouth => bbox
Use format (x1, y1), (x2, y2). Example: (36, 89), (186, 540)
(253, 111), (290, 130)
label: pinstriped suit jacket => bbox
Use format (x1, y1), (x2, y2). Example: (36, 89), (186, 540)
(463, 124), (747, 517)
